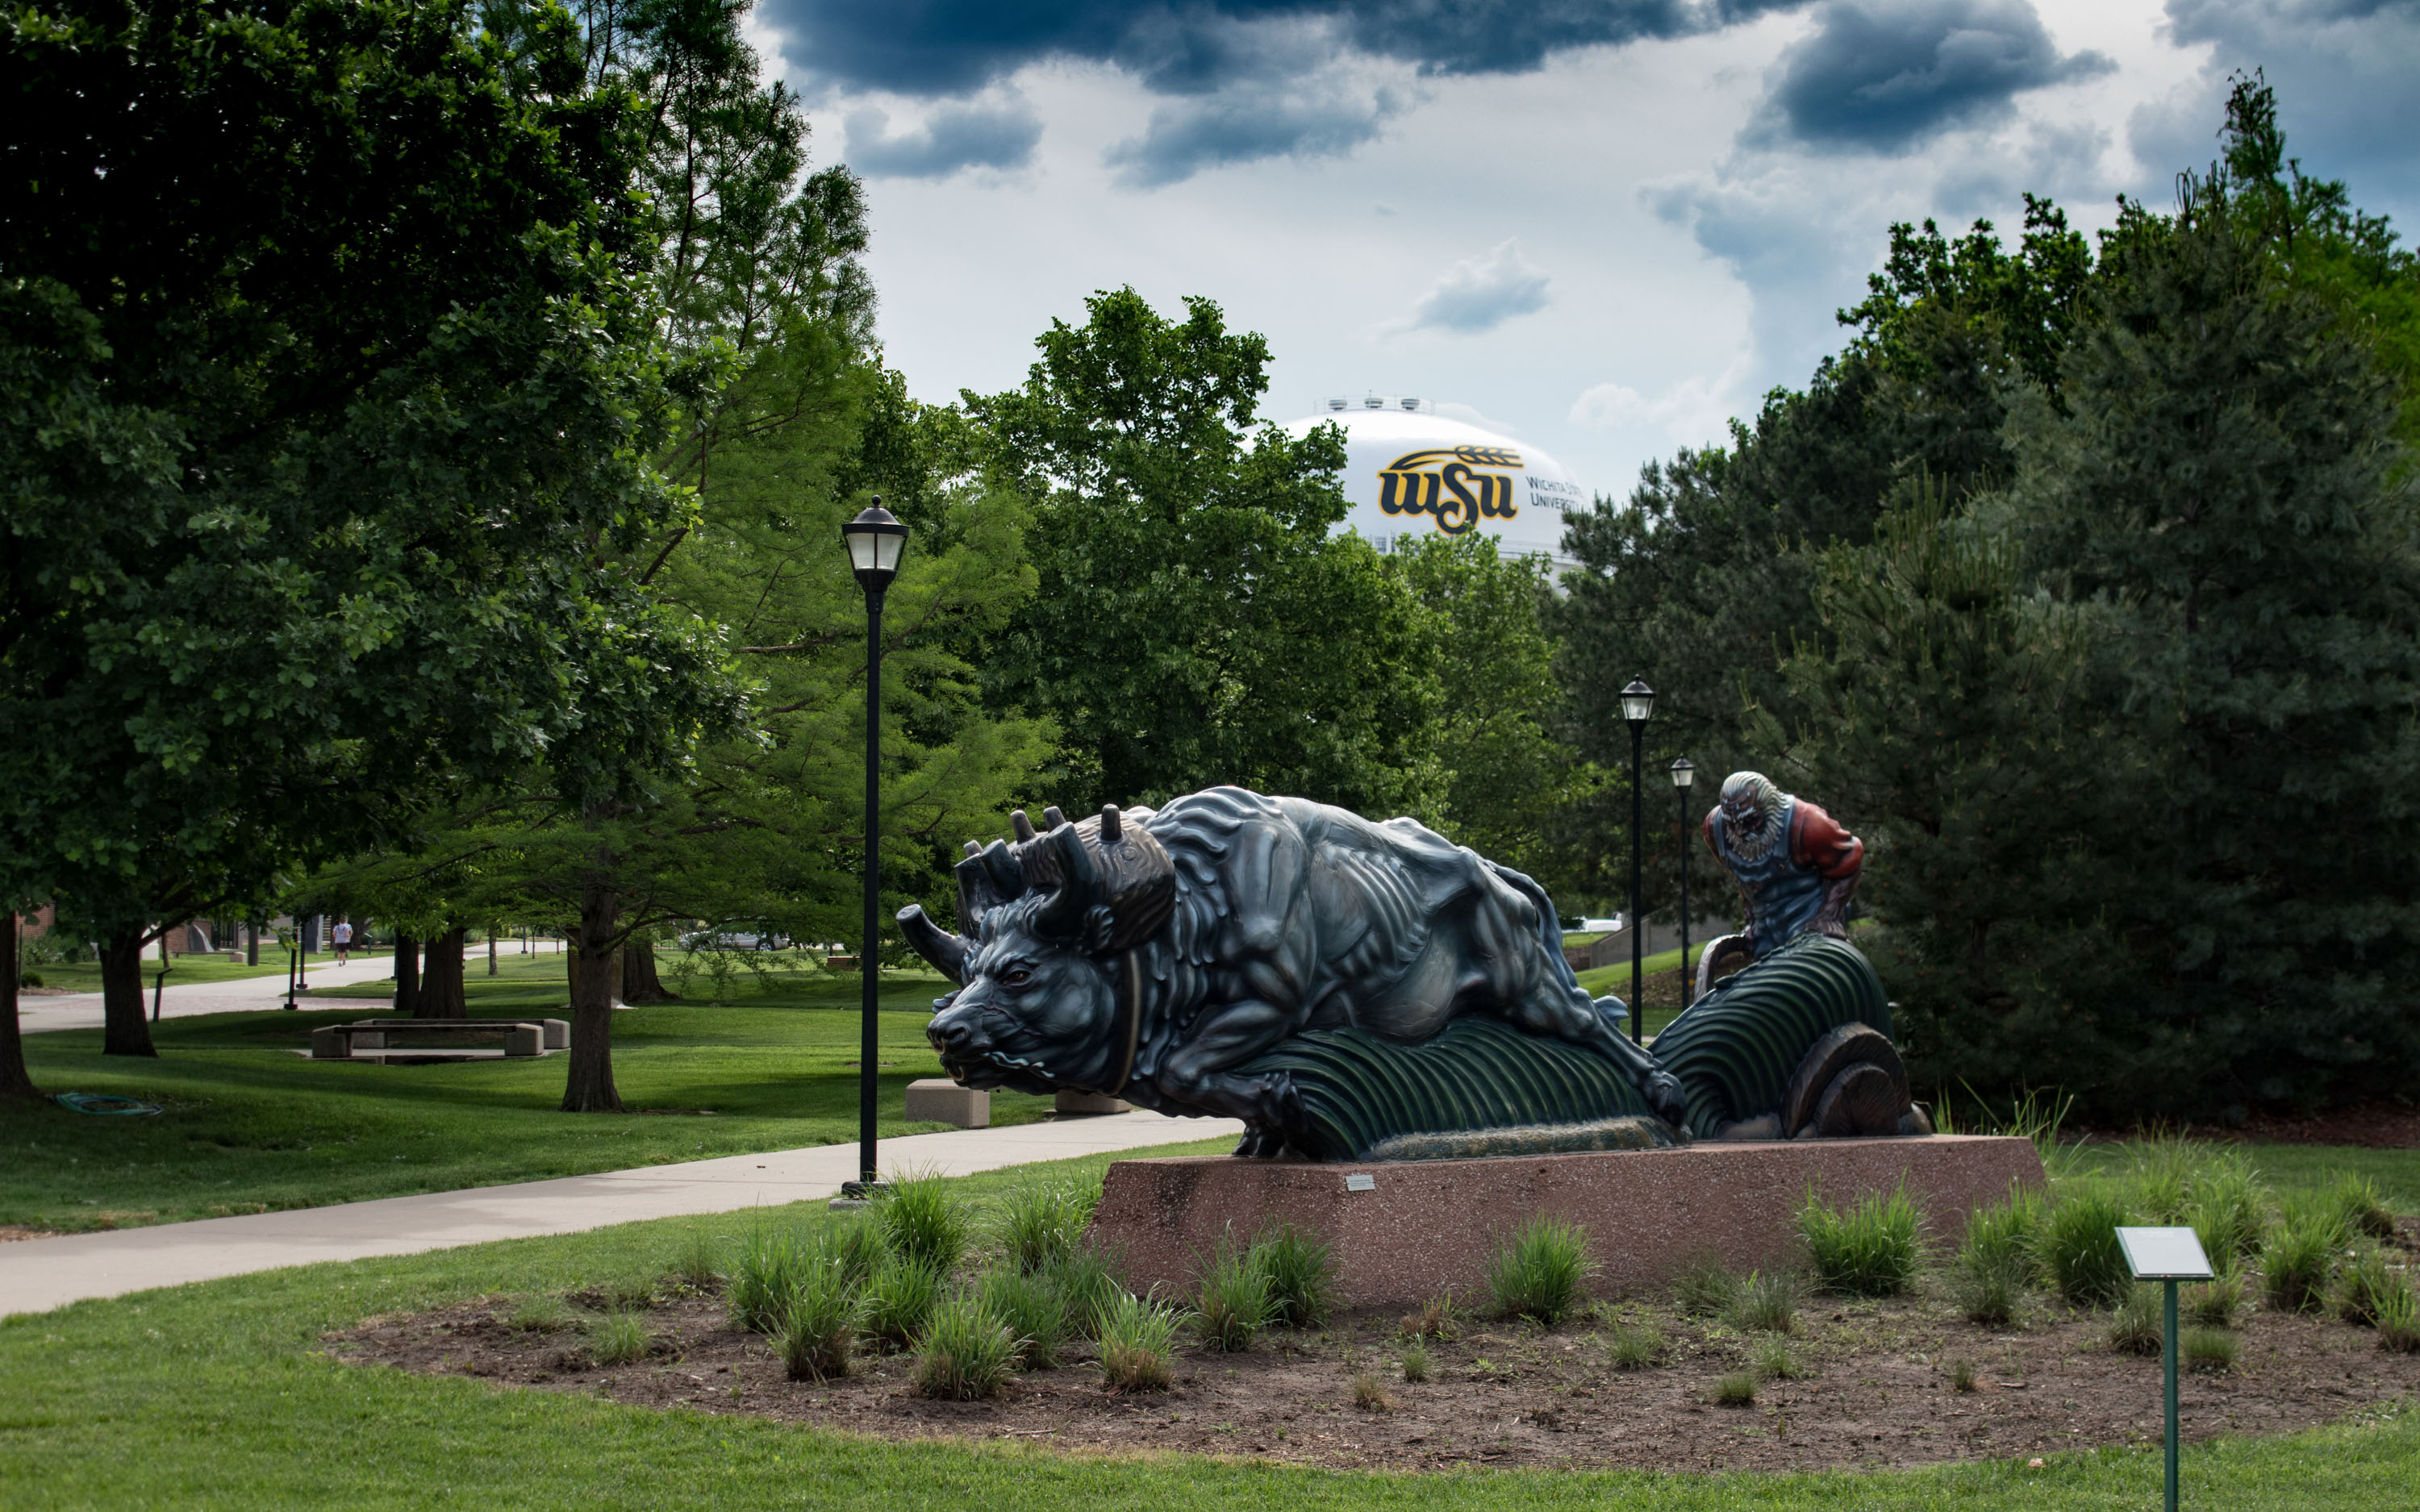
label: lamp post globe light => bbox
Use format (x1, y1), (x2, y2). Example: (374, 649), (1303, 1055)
(1670, 756), (1695, 1011)
(1620, 679), (1654, 1043)
(841, 502), (908, 1198)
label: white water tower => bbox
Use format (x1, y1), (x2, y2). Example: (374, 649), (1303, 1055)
(1279, 394), (1588, 566)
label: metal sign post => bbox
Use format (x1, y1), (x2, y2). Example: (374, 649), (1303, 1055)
(2117, 1226), (2215, 1512)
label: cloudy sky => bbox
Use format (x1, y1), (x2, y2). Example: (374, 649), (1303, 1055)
(753, 0), (2419, 502)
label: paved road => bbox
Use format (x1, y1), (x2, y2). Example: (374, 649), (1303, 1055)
(0, 1108), (1244, 1318)
(16, 943), (567, 1035)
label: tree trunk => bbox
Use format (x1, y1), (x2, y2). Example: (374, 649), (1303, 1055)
(620, 939), (677, 1003)
(100, 929), (156, 1057)
(0, 917), (40, 1105)
(560, 876), (623, 1112)
(392, 934), (419, 1015)
(417, 927), (467, 1018)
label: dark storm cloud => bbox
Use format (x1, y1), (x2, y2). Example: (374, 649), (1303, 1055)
(758, 0), (1807, 97)
(844, 98), (1045, 178)
(1750, 0), (2112, 153)
(1104, 73), (1406, 186)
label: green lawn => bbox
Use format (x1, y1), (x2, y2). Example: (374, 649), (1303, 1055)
(4, 1139), (2417, 1511)
(5, 965), (1051, 1232)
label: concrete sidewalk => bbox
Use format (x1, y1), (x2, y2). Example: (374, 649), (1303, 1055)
(17, 952), (411, 1034)
(0, 1109), (1245, 1318)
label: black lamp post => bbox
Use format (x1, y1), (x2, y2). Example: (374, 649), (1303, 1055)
(1671, 756), (1696, 1011)
(841, 501), (908, 1197)
(1620, 679), (1654, 1042)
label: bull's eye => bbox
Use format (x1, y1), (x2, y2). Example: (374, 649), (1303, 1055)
(1000, 967), (1033, 987)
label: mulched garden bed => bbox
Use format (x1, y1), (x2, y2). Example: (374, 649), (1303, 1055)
(335, 1223), (2420, 1474)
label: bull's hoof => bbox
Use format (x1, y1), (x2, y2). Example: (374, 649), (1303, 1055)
(1233, 1125), (1284, 1159)
(1643, 1069), (1689, 1130)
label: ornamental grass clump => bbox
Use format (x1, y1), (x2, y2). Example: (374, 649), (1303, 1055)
(2374, 1281), (2420, 1354)
(1710, 1371), (1757, 1406)
(728, 1226), (812, 1334)
(1399, 1339), (1433, 1381)
(778, 1261), (861, 1383)
(914, 1296), (1019, 1400)
(998, 1178), (1093, 1274)
(1800, 1184), (1921, 1297)
(1671, 1257), (1739, 1318)
(509, 1294), (574, 1333)
(2107, 1285), (2163, 1356)
(2041, 1192), (2134, 1309)
(666, 1227), (724, 1293)
(1954, 1252), (2030, 1327)
(1728, 1270), (1800, 1334)
(2189, 1154), (2269, 1265)
(978, 1266), (1069, 1369)
(2183, 1268), (2247, 1329)
(1191, 1234), (1271, 1352)
(877, 1168), (970, 1273)
(1399, 1294), (1456, 1340)
(1351, 1371), (1400, 1411)
(2326, 1173), (2397, 1243)
(1750, 1336), (1806, 1381)
(1485, 1215), (1596, 1326)
(859, 1255), (946, 1353)
(1250, 1223), (1337, 1329)
(584, 1310), (651, 1367)
(2183, 1326), (2239, 1373)
(2334, 1249), (2405, 1328)
(1607, 1321), (1663, 1370)
(2264, 1203), (2344, 1314)
(816, 1216), (884, 1293)
(1095, 1290), (1180, 1392)
(1048, 1247), (1123, 1340)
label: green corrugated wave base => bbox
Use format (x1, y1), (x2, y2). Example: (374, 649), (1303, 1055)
(1242, 1016), (1659, 1161)
(1650, 933), (1890, 1135)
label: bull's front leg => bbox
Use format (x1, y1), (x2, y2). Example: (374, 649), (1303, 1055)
(1154, 998), (1307, 1158)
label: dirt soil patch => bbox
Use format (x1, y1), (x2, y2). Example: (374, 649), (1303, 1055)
(336, 1231), (2420, 1472)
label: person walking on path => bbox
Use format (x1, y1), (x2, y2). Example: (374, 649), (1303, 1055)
(332, 919), (353, 965)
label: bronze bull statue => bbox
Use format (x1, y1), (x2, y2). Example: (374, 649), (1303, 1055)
(898, 787), (1686, 1157)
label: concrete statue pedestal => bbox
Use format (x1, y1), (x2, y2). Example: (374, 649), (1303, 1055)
(1087, 1135), (2043, 1308)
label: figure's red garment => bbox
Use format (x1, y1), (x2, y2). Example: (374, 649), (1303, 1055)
(1700, 799), (1863, 879)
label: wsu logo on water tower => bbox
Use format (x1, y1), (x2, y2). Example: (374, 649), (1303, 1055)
(1375, 445), (1523, 535)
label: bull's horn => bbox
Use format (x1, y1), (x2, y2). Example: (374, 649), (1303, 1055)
(977, 839), (1023, 900)
(1041, 806), (1066, 830)
(1011, 809), (1037, 842)
(1100, 803), (1121, 843)
(962, 840), (981, 859)
(1033, 824), (1098, 939)
(896, 905), (969, 986)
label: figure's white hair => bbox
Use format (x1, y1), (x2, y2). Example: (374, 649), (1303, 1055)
(1718, 771), (1784, 859)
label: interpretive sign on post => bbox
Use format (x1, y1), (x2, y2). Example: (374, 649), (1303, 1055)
(2118, 1226), (2215, 1512)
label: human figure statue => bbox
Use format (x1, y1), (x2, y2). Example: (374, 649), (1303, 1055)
(1698, 772), (1862, 990)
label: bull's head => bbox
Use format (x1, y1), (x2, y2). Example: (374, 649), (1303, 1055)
(897, 804), (1173, 1094)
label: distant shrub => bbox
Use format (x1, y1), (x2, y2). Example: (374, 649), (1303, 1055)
(1096, 1290), (1179, 1393)
(1800, 1184), (1921, 1297)
(1250, 1223), (1337, 1329)
(2041, 1193), (2134, 1309)
(914, 1296), (1017, 1399)
(1484, 1216), (1596, 1326)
